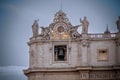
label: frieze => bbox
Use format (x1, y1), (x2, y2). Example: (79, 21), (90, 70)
(79, 71), (117, 79)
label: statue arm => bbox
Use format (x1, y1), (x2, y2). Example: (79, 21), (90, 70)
(77, 25), (81, 28)
(40, 26), (44, 29)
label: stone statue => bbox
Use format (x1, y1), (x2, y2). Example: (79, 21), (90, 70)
(40, 27), (50, 40)
(70, 25), (81, 39)
(80, 17), (89, 34)
(32, 20), (39, 37)
(116, 16), (120, 32)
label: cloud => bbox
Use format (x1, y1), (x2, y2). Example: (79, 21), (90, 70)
(0, 66), (28, 75)
(0, 66), (28, 80)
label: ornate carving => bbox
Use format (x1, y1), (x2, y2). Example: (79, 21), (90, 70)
(53, 10), (70, 23)
(38, 10), (83, 40)
(40, 27), (50, 40)
(54, 23), (68, 34)
(70, 25), (81, 39)
(49, 22), (70, 40)
(81, 39), (89, 47)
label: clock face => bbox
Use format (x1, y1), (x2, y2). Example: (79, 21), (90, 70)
(51, 22), (70, 39)
(57, 26), (64, 33)
(54, 23), (67, 34)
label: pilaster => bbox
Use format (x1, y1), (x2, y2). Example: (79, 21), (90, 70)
(116, 32), (120, 65)
(81, 33), (90, 66)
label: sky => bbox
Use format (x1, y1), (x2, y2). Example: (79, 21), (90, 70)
(0, 0), (120, 80)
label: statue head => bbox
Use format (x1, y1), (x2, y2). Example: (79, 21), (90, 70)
(119, 16), (120, 19)
(84, 16), (87, 19)
(34, 20), (38, 24)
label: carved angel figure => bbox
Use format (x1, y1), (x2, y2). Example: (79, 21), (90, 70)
(40, 27), (50, 40)
(70, 25), (81, 39)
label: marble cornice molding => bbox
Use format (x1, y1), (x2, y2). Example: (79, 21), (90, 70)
(23, 66), (120, 75)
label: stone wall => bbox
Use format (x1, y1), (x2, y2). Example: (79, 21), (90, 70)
(24, 68), (120, 80)
(90, 40), (116, 66)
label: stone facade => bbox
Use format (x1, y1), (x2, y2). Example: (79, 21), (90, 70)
(24, 10), (120, 80)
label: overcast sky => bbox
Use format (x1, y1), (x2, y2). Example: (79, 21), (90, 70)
(0, 0), (120, 79)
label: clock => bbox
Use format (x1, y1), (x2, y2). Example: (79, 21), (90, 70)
(54, 23), (68, 34)
(57, 26), (64, 33)
(51, 22), (70, 39)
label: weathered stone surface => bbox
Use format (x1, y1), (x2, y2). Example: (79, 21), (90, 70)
(24, 11), (120, 80)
